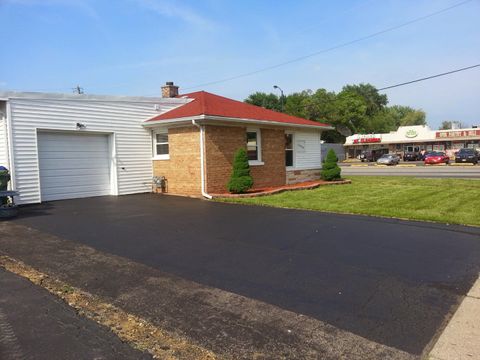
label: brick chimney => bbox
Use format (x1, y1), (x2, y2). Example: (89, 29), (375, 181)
(161, 81), (179, 98)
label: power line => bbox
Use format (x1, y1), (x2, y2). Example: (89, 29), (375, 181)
(182, 0), (473, 91)
(377, 63), (480, 90)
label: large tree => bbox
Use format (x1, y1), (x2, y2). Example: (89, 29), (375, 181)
(382, 105), (426, 128)
(284, 90), (311, 118)
(332, 91), (368, 134)
(341, 83), (388, 116)
(244, 83), (428, 142)
(302, 88), (337, 121)
(244, 92), (282, 111)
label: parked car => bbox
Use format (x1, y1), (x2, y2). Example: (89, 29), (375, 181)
(424, 151), (450, 165)
(377, 154), (400, 166)
(420, 151), (433, 160)
(455, 148), (479, 164)
(360, 150), (386, 162)
(403, 152), (420, 161)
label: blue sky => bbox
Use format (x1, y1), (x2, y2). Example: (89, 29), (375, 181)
(0, 0), (479, 129)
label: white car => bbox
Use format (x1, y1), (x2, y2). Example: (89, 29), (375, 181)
(376, 154), (400, 165)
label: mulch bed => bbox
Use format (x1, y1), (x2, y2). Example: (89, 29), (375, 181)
(211, 179), (351, 198)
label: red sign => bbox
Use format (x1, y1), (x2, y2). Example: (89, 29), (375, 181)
(353, 137), (381, 144)
(436, 129), (480, 139)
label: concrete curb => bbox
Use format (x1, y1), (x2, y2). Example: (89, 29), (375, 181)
(450, 163), (475, 167)
(429, 276), (480, 360)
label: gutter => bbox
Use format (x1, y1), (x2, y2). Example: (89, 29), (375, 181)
(191, 120), (212, 199)
(145, 115), (334, 131)
(5, 101), (16, 190)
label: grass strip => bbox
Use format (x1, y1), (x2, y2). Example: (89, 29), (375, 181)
(217, 176), (480, 227)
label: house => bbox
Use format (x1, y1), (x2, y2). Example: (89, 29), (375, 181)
(0, 83), (332, 204)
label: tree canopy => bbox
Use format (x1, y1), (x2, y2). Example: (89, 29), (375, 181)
(439, 120), (466, 130)
(244, 92), (283, 112)
(244, 83), (427, 142)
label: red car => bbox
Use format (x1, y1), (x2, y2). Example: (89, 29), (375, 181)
(424, 151), (450, 165)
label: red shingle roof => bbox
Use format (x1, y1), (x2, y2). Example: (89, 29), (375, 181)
(146, 91), (330, 128)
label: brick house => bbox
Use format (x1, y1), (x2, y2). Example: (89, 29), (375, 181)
(0, 83), (331, 204)
(144, 83), (333, 198)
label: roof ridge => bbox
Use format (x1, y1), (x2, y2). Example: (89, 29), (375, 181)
(146, 90), (331, 128)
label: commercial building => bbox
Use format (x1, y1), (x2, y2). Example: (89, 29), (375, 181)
(344, 125), (480, 159)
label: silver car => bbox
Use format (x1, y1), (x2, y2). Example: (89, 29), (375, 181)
(376, 154), (400, 166)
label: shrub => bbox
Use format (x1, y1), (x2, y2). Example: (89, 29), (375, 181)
(227, 148), (254, 193)
(321, 149), (342, 181)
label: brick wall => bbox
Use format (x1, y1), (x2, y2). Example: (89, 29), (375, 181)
(204, 125), (286, 193)
(153, 126), (201, 196)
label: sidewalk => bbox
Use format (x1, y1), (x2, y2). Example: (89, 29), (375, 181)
(429, 277), (480, 360)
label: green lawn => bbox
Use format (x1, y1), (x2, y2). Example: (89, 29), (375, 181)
(218, 176), (480, 227)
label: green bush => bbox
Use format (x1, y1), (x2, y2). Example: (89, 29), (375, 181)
(227, 148), (254, 193)
(321, 149), (342, 181)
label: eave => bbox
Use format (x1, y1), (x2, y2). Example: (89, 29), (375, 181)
(143, 114), (334, 131)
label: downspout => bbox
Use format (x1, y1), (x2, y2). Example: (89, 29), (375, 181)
(5, 100), (16, 191)
(192, 119), (212, 199)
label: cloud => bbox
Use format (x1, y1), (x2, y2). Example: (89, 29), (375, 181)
(134, 0), (215, 29)
(2, 0), (100, 20)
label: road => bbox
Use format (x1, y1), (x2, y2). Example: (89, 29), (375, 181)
(341, 163), (480, 178)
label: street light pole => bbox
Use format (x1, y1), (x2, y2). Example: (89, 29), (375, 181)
(273, 85), (284, 112)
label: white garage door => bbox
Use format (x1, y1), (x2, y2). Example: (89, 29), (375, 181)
(38, 132), (111, 201)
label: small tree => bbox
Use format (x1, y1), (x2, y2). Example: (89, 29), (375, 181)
(321, 149), (342, 181)
(227, 148), (254, 193)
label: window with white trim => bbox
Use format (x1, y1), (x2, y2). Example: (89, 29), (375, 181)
(153, 130), (169, 159)
(246, 129), (262, 164)
(285, 133), (294, 167)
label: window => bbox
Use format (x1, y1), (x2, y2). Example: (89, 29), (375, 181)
(285, 133), (294, 167)
(153, 131), (169, 159)
(246, 129), (262, 164)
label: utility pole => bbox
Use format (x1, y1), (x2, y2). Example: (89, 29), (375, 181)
(73, 85), (84, 94)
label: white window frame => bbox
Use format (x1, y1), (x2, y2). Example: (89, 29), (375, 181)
(153, 129), (170, 160)
(246, 128), (263, 166)
(285, 131), (295, 169)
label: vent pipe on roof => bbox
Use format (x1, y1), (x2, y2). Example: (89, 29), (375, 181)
(161, 82), (179, 98)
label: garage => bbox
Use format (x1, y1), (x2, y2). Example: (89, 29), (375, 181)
(37, 132), (112, 201)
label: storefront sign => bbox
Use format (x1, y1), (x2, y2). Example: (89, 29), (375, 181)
(405, 129), (418, 138)
(436, 129), (480, 139)
(353, 137), (381, 144)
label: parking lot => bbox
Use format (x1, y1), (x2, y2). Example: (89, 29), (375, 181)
(341, 161), (478, 167)
(341, 161), (480, 178)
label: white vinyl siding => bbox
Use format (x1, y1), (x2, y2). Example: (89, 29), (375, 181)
(38, 132), (110, 201)
(8, 97), (183, 204)
(292, 130), (322, 169)
(0, 117), (8, 169)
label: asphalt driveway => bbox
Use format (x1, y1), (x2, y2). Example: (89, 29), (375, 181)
(12, 194), (480, 355)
